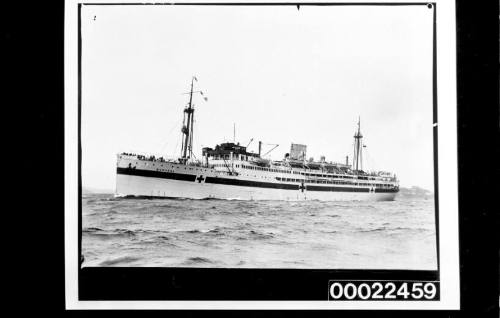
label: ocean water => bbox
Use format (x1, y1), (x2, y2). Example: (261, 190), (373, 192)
(81, 194), (437, 269)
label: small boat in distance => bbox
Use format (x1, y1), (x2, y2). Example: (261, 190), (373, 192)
(115, 77), (399, 201)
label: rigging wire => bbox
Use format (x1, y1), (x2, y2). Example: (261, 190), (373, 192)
(158, 120), (182, 156)
(363, 142), (380, 173)
(173, 130), (182, 159)
(192, 118), (200, 161)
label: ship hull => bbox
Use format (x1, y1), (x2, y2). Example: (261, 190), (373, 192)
(116, 173), (397, 201)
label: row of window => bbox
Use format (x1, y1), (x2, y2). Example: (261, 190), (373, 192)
(235, 164), (386, 181)
(240, 164), (289, 173)
(209, 162), (391, 181)
(275, 177), (393, 187)
(210, 155), (249, 161)
(212, 163), (293, 174)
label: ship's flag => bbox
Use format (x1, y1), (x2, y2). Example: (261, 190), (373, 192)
(193, 76), (198, 82)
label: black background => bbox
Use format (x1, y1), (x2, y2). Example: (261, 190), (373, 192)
(3, 0), (498, 316)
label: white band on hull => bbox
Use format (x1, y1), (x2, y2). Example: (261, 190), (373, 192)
(116, 174), (397, 201)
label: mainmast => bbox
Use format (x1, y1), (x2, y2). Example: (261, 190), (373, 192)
(180, 77), (196, 164)
(353, 117), (363, 172)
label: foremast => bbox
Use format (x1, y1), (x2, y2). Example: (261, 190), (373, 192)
(180, 76), (206, 164)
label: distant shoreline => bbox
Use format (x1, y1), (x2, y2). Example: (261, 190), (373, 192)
(82, 187), (114, 195)
(397, 186), (434, 200)
(82, 186), (434, 199)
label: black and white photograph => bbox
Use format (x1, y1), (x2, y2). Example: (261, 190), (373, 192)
(64, 0), (462, 310)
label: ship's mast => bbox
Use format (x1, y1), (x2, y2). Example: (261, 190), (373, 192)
(180, 77), (196, 164)
(353, 117), (363, 172)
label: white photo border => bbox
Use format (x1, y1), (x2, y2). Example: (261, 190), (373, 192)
(64, 0), (460, 309)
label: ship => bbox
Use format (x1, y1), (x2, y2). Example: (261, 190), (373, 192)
(115, 77), (399, 201)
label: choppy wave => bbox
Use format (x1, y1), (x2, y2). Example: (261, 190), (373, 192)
(82, 194), (438, 269)
(183, 256), (215, 265)
(354, 226), (431, 236)
(83, 227), (136, 238)
(99, 256), (141, 266)
(83, 227), (102, 232)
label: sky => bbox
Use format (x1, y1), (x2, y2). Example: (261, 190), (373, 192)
(80, 4), (435, 191)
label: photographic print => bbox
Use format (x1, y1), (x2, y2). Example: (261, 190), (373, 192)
(65, 0), (460, 310)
